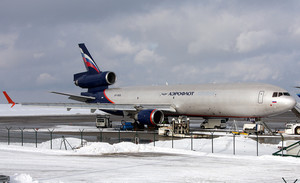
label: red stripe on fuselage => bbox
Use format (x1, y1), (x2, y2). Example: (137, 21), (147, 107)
(103, 89), (114, 104)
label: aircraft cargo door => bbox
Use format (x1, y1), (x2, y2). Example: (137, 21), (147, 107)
(258, 91), (264, 104)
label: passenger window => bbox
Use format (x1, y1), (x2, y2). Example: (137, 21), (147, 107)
(283, 92), (290, 96)
(278, 92), (283, 97)
(272, 92), (278, 97)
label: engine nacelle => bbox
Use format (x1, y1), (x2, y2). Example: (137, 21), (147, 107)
(136, 109), (164, 126)
(74, 71), (116, 88)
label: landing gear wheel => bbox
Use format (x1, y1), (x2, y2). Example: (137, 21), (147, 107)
(166, 130), (171, 136)
(295, 127), (300, 135)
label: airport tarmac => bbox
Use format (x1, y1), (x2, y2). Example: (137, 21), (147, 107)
(0, 110), (297, 128)
(0, 111), (299, 145)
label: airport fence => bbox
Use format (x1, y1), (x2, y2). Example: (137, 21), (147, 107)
(0, 127), (282, 156)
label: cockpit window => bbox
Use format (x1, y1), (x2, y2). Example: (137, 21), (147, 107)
(272, 92), (291, 97)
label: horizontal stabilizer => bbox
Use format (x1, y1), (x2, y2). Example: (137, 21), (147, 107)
(51, 91), (95, 102)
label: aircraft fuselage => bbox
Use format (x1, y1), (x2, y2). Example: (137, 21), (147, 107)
(104, 83), (296, 118)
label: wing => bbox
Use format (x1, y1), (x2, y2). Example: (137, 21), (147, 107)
(50, 91), (95, 102)
(4, 91), (176, 114)
(21, 102), (177, 113)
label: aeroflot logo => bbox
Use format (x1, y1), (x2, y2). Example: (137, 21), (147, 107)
(164, 91), (195, 96)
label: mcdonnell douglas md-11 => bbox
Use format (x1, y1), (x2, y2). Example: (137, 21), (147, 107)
(5, 44), (298, 127)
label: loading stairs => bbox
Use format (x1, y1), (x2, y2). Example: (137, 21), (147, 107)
(273, 140), (300, 157)
(257, 121), (275, 135)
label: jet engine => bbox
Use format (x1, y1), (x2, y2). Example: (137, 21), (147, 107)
(74, 71), (116, 89)
(136, 109), (164, 126)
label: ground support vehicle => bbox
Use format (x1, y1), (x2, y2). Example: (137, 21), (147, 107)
(120, 121), (134, 131)
(158, 116), (190, 136)
(95, 115), (112, 128)
(200, 119), (227, 129)
(285, 122), (300, 135)
(243, 123), (264, 134)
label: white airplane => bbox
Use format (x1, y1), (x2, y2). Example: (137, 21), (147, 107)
(4, 44), (297, 126)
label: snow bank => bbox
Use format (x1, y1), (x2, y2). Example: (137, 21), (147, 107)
(150, 136), (278, 156)
(74, 142), (155, 155)
(0, 135), (279, 157)
(11, 173), (38, 183)
(39, 137), (84, 150)
(35, 136), (264, 156)
(35, 135), (278, 156)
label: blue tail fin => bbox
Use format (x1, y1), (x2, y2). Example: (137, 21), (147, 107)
(78, 43), (101, 74)
(75, 43), (117, 95)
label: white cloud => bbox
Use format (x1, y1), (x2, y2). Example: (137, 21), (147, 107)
(0, 33), (18, 48)
(200, 54), (284, 83)
(105, 35), (164, 64)
(236, 30), (276, 53)
(107, 35), (138, 54)
(289, 26), (300, 36)
(0, 33), (20, 67)
(171, 64), (199, 75)
(36, 73), (57, 85)
(33, 52), (44, 59)
(186, 12), (242, 54)
(56, 39), (66, 48)
(134, 49), (164, 64)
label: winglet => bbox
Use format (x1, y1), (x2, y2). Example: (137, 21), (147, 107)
(3, 91), (16, 108)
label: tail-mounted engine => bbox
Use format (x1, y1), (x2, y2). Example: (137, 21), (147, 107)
(74, 71), (116, 89)
(135, 109), (164, 126)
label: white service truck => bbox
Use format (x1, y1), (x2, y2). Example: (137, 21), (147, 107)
(285, 123), (300, 135)
(243, 123), (264, 134)
(200, 119), (226, 129)
(95, 115), (112, 128)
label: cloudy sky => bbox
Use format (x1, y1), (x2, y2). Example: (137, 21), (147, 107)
(1, 0), (300, 103)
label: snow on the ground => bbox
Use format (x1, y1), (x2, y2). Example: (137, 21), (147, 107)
(25, 125), (101, 132)
(0, 104), (104, 116)
(152, 135), (277, 156)
(1, 136), (300, 183)
(11, 173), (38, 183)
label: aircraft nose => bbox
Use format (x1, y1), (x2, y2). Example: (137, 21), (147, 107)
(283, 97), (296, 110)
